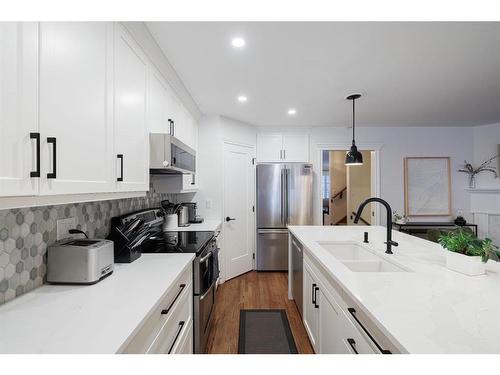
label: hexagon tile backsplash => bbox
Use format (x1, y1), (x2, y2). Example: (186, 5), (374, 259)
(0, 187), (179, 305)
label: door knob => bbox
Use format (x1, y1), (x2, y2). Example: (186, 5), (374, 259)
(225, 216), (236, 222)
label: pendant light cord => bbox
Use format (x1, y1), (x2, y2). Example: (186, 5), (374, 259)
(352, 97), (356, 144)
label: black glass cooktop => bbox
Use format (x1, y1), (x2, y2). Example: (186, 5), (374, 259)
(141, 231), (214, 256)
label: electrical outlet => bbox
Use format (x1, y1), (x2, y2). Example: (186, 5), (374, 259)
(56, 217), (76, 240)
(206, 199), (212, 209)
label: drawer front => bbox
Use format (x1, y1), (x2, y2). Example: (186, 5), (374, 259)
(341, 310), (377, 354)
(122, 265), (192, 353)
(147, 282), (193, 354)
(172, 320), (193, 354)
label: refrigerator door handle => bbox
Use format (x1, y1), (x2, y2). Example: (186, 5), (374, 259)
(280, 169), (286, 225)
(285, 168), (289, 225)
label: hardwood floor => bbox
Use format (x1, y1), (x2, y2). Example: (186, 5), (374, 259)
(205, 271), (314, 354)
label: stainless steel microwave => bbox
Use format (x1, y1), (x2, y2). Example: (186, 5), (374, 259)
(150, 133), (196, 174)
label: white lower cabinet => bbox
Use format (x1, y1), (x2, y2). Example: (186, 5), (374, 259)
(303, 263), (320, 351)
(303, 254), (379, 354)
(318, 287), (351, 354)
(170, 320), (193, 354)
(122, 266), (193, 354)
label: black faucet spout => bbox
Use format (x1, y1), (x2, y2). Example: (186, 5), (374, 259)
(354, 197), (398, 254)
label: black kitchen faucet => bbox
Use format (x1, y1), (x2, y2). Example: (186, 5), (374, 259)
(354, 197), (399, 254)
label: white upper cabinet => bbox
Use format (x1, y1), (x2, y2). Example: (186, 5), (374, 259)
(174, 102), (197, 150)
(282, 134), (309, 162)
(38, 22), (115, 195)
(114, 24), (149, 192)
(0, 23), (39, 197)
(256, 134), (283, 162)
(257, 133), (309, 162)
(1, 22), (197, 201)
(147, 67), (171, 134)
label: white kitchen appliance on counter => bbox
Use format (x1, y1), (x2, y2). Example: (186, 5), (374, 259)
(47, 239), (114, 284)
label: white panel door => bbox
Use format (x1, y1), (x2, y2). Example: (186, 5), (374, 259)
(0, 22), (39, 197)
(223, 142), (255, 280)
(39, 22), (114, 195)
(147, 68), (171, 134)
(303, 263), (319, 352)
(114, 24), (149, 192)
(257, 133), (283, 162)
(283, 133), (309, 162)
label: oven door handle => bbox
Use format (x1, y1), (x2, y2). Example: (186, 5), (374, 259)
(199, 251), (213, 264)
(199, 282), (214, 301)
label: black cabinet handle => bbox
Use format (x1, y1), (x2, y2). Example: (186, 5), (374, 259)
(47, 137), (56, 179)
(167, 321), (185, 354)
(347, 338), (358, 354)
(314, 286), (319, 308)
(168, 119), (175, 136)
(225, 216), (236, 222)
(191, 174), (195, 185)
(168, 119), (173, 135)
(347, 307), (391, 354)
(30, 132), (40, 178)
(311, 283), (316, 305)
(161, 283), (186, 315)
(117, 154), (123, 182)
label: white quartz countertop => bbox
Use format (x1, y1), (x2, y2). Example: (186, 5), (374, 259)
(0, 253), (194, 354)
(288, 225), (500, 354)
(163, 219), (222, 232)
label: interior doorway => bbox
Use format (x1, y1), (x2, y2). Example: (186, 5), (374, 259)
(322, 150), (375, 226)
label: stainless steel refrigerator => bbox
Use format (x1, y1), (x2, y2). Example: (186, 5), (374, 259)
(256, 163), (313, 271)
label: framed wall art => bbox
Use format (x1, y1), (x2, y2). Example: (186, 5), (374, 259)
(404, 157), (451, 216)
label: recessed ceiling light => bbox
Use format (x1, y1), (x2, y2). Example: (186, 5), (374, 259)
(237, 95), (248, 103)
(287, 108), (297, 115)
(231, 37), (246, 48)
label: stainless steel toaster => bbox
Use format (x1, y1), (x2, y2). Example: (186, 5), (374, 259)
(47, 238), (114, 284)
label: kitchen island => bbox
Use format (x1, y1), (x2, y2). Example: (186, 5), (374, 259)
(288, 225), (500, 354)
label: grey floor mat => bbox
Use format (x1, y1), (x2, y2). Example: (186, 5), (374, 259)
(238, 309), (298, 354)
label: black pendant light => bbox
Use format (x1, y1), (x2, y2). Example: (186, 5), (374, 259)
(345, 93), (363, 166)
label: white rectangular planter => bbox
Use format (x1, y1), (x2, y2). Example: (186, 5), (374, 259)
(445, 250), (486, 276)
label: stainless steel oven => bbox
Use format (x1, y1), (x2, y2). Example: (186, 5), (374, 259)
(110, 209), (219, 354)
(193, 237), (217, 353)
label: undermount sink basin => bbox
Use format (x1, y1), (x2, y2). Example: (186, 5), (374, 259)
(342, 260), (407, 272)
(318, 242), (380, 261)
(317, 241), (409, 273)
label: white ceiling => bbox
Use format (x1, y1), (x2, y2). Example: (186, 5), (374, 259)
(147, 22), (500, 127)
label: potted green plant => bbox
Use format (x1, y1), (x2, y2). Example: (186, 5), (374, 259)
(438, 229), (500, 276)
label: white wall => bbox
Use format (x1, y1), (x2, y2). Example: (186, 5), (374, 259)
(195, 115), (257, 221)
(195, 115), (256, 283)
(473, 123), (500, 188)
(310, 126), (474, 225)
